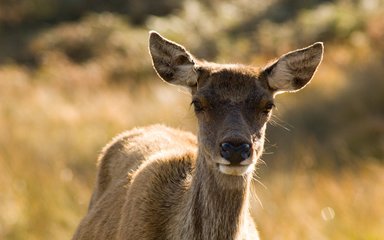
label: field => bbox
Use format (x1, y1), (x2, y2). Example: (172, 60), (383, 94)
(0, 0), (383, 239)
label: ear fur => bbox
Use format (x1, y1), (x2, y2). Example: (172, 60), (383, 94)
(264, 42), (324, 93)
(149, 31), (198, 88)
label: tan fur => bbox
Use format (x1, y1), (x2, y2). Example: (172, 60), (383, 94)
(73, 31), (323, 240)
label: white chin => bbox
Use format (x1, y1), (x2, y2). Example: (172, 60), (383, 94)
(218, 164), (253, 176)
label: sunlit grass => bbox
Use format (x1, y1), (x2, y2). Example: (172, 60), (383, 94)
(252, 163), (384, 239)
(0, 66), (193, 239)
(1, 0), (384, 239)
(1, 68), (383, 239)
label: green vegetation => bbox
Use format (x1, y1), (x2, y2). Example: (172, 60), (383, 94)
(0, 0), (383, 239)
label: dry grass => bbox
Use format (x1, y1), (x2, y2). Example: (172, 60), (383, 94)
(1, 0), (384, 239)
(1, 65), (383, 239)
(0, 65), (193, 239)
(252, 163), (384, 240)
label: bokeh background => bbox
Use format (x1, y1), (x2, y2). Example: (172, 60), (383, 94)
(1, 0), (383, 239)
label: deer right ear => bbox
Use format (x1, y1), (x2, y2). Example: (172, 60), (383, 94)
(149, 31), (199, 88)
(263, 42), (324, 94)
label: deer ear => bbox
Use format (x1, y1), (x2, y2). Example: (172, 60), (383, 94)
(149, 31), (198, 88)
(264, 42), (324, 94)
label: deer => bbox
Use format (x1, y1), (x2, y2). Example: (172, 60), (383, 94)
(72, 31), (323, 240)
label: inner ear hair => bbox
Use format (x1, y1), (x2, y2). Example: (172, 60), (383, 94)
(266, 42), (324, 93)
(149, 31), (199, 87)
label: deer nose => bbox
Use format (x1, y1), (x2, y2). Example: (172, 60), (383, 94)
(220, 142), (252, 165)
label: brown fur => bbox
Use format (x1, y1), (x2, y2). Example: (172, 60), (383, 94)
(73, 31), (323, 240)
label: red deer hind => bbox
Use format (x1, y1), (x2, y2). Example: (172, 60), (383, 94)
(73, 31), (323, 240)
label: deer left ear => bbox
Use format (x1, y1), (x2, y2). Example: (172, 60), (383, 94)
(149, 31), (199, 88)
(263, 42), (324, 94)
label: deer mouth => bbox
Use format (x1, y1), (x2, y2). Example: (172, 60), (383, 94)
(214, 151), (255, 176)
(216, 162), (254, 176)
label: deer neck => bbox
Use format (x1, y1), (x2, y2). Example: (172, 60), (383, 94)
(181, 151), (252, 239)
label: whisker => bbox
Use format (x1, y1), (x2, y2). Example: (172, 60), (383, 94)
(250, 177), (265, 209)
(270, 115), (292, 132)
(256, 158), (267, 168)
(252, 189), (264, 209)
(251, 175), (267, 190)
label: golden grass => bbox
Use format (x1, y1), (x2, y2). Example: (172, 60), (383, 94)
(0, 65), (193, 239)
(0, 70), (383, 239)
(252, 163), (384, 239)
(1, 1), (383, 238)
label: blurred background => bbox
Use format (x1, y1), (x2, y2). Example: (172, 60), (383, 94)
(0, 0), (383, 239)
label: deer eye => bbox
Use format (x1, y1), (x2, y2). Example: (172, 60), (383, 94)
(191, 99), (205, 113)
(263, 103), (275, 114)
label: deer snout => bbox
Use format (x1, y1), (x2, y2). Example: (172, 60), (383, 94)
(220, 142), (252, 165)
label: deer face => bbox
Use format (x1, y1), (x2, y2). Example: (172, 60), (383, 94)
(190, 65), (273, 176)
(149, 31), (323, 176)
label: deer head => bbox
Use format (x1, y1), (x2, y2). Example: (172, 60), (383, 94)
(149, 31), (323, 179)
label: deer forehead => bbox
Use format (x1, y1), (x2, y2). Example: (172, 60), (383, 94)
(196, 66), (270, 104)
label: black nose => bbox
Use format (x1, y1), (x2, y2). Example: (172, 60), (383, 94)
(220, 142), (252, 165)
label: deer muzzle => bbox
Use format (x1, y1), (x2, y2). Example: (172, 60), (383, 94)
(220, 142), (252, 165)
